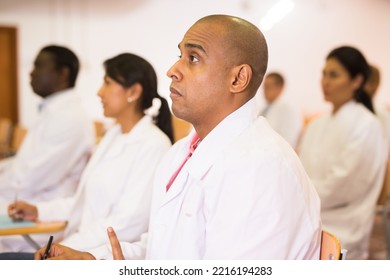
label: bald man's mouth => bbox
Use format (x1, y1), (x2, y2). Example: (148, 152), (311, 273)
(169, 87), (182, 99)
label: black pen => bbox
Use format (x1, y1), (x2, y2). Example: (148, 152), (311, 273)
(42, 235), (54, 260)
(13, 193), (17, 215)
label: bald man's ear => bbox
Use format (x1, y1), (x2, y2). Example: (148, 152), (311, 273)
(230, 64), (252, 94)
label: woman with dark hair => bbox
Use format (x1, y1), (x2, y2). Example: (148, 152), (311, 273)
(325, 46), (374, 113)
(103, 53), (174, 143)
(1, 53), (172, 258)
(298, 46), (388, 259)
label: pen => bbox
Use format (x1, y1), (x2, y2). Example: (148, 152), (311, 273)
(42, 235), (54, 260)
(13, 179), (20, 220)
(14, 193), (17, 213)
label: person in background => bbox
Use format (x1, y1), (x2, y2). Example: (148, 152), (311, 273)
(298, 46), (387, 259)
(0, 53), (172, 258)
(0, 45), (94, 216)
(34, 14), (321, 260)
(258, 72), (303, 149)
(364, 65), (390, 158)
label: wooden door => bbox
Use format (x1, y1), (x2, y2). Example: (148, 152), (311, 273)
(0, 26), (18, 124)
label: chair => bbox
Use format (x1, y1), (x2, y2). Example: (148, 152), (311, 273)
(10, 124), (27, 151)
(0, 124), (27, 158)
(320, 230), (347, 260)
(93, 121), (106, 144)
(0, 118), (13, 146)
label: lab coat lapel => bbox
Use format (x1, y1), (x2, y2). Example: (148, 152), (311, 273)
(101, 116), (151, 162)
(159, 133), (194, 207)
(82, 125), (121, 176)
(159, 98), (258, 209)
(70, 125), (121, 201)
(160, 169), (189, 207)
(189, 98), (258, 181)
(158, 143), (213, 209)
(100, 133), (126, 161)
(63, 127), (120, 236)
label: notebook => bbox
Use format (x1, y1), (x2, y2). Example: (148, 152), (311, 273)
(0, 215), (35, 229)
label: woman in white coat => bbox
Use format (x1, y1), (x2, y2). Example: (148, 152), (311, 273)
(298, 46), (387, 259)
(0, 53), (172, 258)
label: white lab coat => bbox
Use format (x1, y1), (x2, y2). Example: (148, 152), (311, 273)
(91, 98), (321, 260)
(375, 105), (390, 158)
(259, 97), (303, 149)
(298, 100), (387, 259)
(0, 89), (94, 214)
(0, 116), (171, 252)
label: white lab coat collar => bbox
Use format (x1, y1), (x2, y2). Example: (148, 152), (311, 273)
(63, 115), (155, 234)
(86, 116), (154, 168)
(331, 100), (359, 119)
(160, 98), (257, 207)
(188, 98), (258, 180)
(38, 88), (76, 112)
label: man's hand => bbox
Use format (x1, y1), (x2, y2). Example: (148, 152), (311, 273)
(8, 201), (38, 221)
(107, 227), (125, 260)
(34, 243), (96, 260)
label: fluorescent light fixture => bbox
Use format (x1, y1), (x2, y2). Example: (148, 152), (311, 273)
(259, 0), (295, 31)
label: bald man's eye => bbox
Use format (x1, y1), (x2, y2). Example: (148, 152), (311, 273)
(189, 55), (199, 63)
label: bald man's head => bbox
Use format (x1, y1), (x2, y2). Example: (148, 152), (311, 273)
(194, 15), (268, 96)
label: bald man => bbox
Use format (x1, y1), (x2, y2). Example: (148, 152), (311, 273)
(35, 14), (321, 260)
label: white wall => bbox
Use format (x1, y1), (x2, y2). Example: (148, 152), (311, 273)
(1, 0), (389, 126)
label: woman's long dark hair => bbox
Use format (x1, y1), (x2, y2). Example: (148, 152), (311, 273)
(326, 46), (375, 114)
(104, 53), (174, 143)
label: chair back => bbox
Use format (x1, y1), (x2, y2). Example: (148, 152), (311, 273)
(11, 125), (27, 151)
(0, 118), (13, 146)
(93, 121), (106, 144)
(320, 230), (341, 260)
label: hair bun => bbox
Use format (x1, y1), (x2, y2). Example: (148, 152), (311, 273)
(144, 97), (162, 119)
